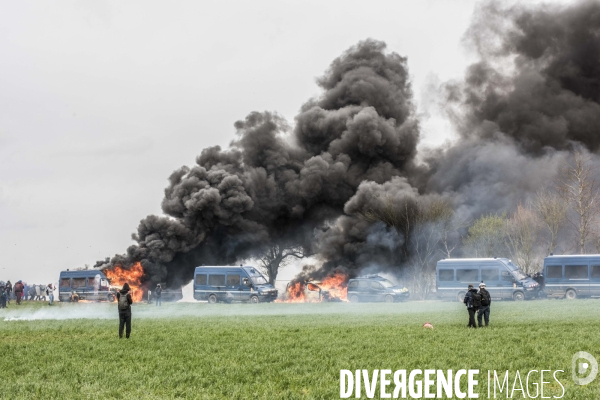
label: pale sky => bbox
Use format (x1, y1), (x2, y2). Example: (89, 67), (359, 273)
(0, 0), (572, 285)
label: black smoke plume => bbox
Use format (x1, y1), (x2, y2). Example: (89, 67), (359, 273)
(98, 39), (421, 286)
(98, 0), (600, 286)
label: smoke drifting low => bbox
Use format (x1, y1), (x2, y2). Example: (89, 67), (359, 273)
(98, 1), (600, 287)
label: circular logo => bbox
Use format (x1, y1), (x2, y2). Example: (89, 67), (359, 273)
(572, 351), (598, 386)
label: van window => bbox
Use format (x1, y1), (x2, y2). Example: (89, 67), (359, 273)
(456, 269), (478, 282)
(501, 271), (513, 282)
(348, 281), (359, 288)
(481, 269), (500, 282)
(72, 278), (86, 288)
(565, 265), (588, 279)
(87, 278), (96, 287)
(195, 274), (207, 285)
(60, 278), (70, 287)
(358, 281), (369, 289)
(439, 270), (454, 281)
(546, 265), (562, 279)
(208, 274), (225, 286)
(591, 266), (600, 279)
(227, 275), (241, 287)
(370, 281), (383, 290)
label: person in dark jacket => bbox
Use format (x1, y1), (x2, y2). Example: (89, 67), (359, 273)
(0, 288), (7, 308)
(463, 284), (478, 328)
(14, 280), (24, 305)
(5, 281), (12, 304)
(155, 284), (162, 306)
(477, 282), (491, 327)
(116, 283), (133, 339)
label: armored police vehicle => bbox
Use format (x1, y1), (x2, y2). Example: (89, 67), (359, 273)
(436, 258), (540, 302)
(543, 254), (600, 299)
(193, 266), (278, 303)
(58, 269), (117, 302)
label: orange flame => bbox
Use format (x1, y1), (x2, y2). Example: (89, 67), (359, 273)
(104, 262), (145, 302)
(278, 271), (348, 302)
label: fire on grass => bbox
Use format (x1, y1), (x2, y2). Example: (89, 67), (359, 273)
(278, 270), (348, 302)
(105, 262), (145, 302)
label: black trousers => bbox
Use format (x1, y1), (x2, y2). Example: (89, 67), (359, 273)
(467, 308), (477, 328)
(478, 305), (490, 327)
(119, 312), (132, 338)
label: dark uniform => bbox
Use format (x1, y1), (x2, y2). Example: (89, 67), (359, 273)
(463, 285), (479, 328)
(155, 284), (162, 306)
(477, 283), (491, 327)
(116, 283), (133, 339)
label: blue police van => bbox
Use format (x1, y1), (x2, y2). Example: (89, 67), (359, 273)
(436, 258), (540, 302)
(193, 266), (278, 303)
(543, 254), (600, 299)
(58, 269), (117, 302)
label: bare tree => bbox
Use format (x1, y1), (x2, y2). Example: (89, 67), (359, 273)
(359, 196), (457, 298)
(557, 151), (600, 254)
(439, 211), (470, 259)
(504, 203), (542, 274)
(532, 190), (567, 255)
(258, 244), (305, 286)
(358, 195), (418, 259)
(405, 199), (453, 298)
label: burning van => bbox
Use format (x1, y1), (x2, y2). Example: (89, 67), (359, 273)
(279, 270), (349, 302)
(58, 269), (118, 302)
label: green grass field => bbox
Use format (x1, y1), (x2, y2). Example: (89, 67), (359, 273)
(0, 299), (598, 399)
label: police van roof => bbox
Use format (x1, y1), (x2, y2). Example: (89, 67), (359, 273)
(438, 258), (509, 263)
(544, 254), (600, 258)
(544, 254), (600, 261)
(59, 270), (107, 278)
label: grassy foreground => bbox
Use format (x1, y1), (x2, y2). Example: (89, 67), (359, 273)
(0, 299), (598, 399)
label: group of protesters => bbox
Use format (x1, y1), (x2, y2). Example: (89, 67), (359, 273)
(0, 280), (55, 307)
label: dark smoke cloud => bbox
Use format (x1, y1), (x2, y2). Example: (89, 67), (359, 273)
(99, 39), (421, 285)
(99, 1), (600, 285)
(423, 0), (600, 220)
(447, 0), (600, 154)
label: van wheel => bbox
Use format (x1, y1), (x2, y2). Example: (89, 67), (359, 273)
(457, 292), (466, 302)
(513, 291), (525, 301)
(107, 294), (115, 302)
(249, 295), (259, 304)
(208, 294), (217, 304)
(349, 295), (359, 303)
(565, 289), (577, 300)
(384, 295), (395, 303)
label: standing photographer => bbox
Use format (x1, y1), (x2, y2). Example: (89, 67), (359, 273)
(116, 283), (133, 339)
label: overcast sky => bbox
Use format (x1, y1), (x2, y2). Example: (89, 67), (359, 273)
(0, 0), (574, 285)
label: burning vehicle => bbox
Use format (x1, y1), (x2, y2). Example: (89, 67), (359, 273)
(279, 270), (348, 302)
(59, 262), (147, 303)
(103, 262), (145, 302)
(58, 269), (118, 302)
(146, 285), (183, 303)
(346, 275), (409, 303)
(193, 266), (278, 303)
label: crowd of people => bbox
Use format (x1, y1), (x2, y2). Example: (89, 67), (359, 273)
(0, 281), (55, 307)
